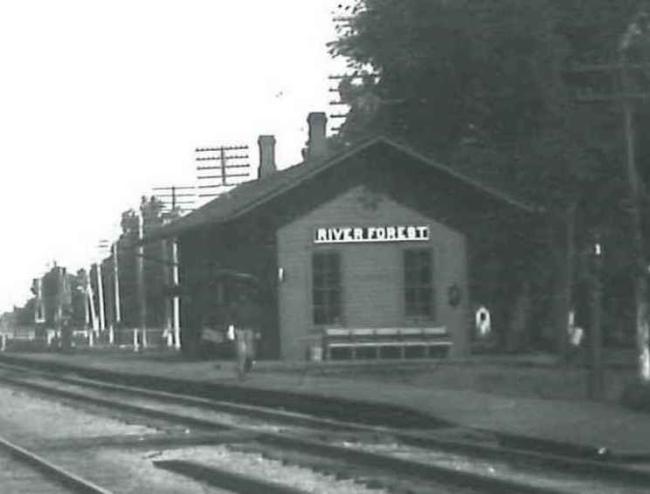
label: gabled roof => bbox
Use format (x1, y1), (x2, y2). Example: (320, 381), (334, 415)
(146, 136), (540, 242)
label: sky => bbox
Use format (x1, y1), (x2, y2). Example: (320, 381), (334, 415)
(0, 1), (350, 312)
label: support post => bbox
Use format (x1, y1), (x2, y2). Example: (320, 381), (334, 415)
(136, 207), (147, 346)
(171, 238), (181, 350)
(620, 46), (650, 381)
(588, 240), (605, 399)
(96, 262), (105, 332)
(87, 271), (98, 332)
(560, 203), (577, 358)
(82, 274), (89, 328)
(162, 239), (172, 339)
(112, 242), (121, 326)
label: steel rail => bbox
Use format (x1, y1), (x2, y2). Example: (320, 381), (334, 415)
(0, 360), (648, 488)
(0, 434), (113, 494)
(0, 355), (440, 427)
(0, 372), (594, 494)
(154, 460), (310, 494)
(0, 361), (379, 432)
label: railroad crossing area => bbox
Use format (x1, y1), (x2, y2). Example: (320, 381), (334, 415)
(3, 350), (650, 458)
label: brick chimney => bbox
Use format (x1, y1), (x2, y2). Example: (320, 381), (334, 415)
(257, 135), (276, 179)
(306, 112), (327, 160)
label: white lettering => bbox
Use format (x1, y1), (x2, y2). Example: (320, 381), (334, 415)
(314, 225), (430, 243)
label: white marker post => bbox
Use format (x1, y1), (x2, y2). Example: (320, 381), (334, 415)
(171, 238), (181, 350)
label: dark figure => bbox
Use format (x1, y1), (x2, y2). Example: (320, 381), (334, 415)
(228, 291), (261, 380)
(233, 327), (256, 379)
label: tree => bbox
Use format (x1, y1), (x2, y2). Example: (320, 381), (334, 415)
(330, 0), (649, 356)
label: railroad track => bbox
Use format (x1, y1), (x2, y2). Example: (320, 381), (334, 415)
(0, 359), (648, 493)
(0, 433), (112, 494)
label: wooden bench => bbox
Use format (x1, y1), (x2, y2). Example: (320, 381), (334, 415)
(322, 326), (451, 360)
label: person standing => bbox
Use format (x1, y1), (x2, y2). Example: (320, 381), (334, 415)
(233, 326), (255, 379)
(229, 290), (260, 380)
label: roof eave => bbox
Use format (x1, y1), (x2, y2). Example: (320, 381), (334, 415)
(144, 135), (541, 243)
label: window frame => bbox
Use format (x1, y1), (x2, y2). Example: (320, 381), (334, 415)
(403, 248), (435, 321)
(311, 250), (343, 326)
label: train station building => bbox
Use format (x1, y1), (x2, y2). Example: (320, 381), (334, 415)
(149, 113), (541, 360)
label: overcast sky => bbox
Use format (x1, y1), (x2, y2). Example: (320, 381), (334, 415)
(0, 1), (349, 312)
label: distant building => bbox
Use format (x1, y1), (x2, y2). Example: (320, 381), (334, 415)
(148, 113), (541, 360)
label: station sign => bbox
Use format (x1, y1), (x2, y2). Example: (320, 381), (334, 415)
(314, 225), (429, 244)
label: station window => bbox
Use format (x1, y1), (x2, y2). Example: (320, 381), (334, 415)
(312, 251), (342, 325)
(404, 249), (434, 319)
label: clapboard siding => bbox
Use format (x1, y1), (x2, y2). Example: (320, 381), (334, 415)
(277, 185), (468, 360)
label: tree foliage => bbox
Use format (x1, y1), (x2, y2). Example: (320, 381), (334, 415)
(331, 0), (646, 212)
(330, 0), (650, 349)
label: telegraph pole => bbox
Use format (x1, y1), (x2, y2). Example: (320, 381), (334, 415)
(620, 25), (650, 380)
(328, 72), (381, 133)
(171, 238), (181, 350)
(195, 144), (251, 202)
(568, 13), (650, 381)
(151, 185), (189, 351)
(328, 72), (403, 134)
(588, 239), (605, 399)
(78, 270), (89, 329)
(95, 262), (106, 332)
(86, 269), (98, 332)
(112, 242), (121, 325)
(152, 185), (196, 215)
(136, 201), (147, 349)
(97, 240), (113, 334)
(33, 278), (45, 324)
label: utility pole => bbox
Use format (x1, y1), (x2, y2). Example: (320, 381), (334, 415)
(171, 237), (181, 350)
(195, 144), (251, 204)
(152, 185), (196, 215)
(112, 241), (121, 326)
(55, 266), (64, 331)
(151, 185), (188, 351)
(95, 262), (106, 332)
(32, 278), (45, 323)
(328, 72), (403, 134)
(328, 72), (381, 133)
(619, 14), (650, 382)
(96, 240), (112, 335)
(136, 201), (147, 349)
(588, 238), (605, 399)
(78, 270), (89, 329)
(567, 13), (650, 382)
(86, 269), (98, 332)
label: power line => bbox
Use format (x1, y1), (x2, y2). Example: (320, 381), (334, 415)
(151, 185), (196, 213)
(195, 145), (248, 152)
(195, 144), (252, 200)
